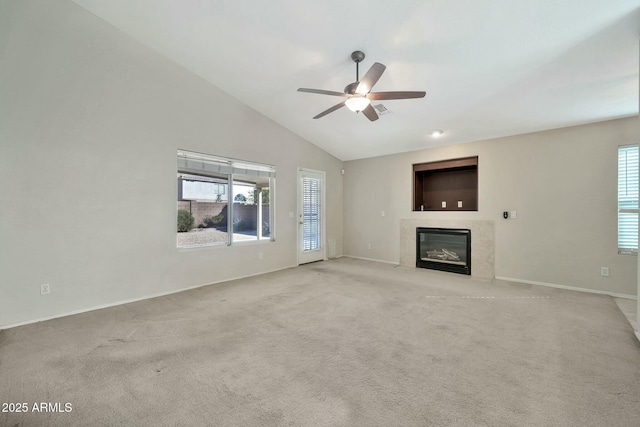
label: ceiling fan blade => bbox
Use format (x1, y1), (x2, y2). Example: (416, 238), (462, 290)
(361, 104), (379, 122)
(313, 101), (346, 119)
(356, 62), (386, 94)
(298, 88), (348, 97)
(367, 91), (426, 100)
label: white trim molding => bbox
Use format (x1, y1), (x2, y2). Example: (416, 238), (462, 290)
(495, 276), (637, 300)
(343, 255), (399, 266)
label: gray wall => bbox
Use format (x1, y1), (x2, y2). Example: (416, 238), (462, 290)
(344, 117), (639, 297)
(0, 1), (343, 327)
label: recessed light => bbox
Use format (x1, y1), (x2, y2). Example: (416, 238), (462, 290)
(432, 130), (444, 137)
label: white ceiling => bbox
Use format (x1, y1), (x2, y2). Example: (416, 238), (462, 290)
(74, 0), (640, 161)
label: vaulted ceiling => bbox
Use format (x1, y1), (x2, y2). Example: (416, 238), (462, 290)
(74, 0), (640, 161)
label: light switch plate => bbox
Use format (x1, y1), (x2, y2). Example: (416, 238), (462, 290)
(458, 201), (463, 208)
(510, 211), (517, 219)
(442, 201), (446, 208)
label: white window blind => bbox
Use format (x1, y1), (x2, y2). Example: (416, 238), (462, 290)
(618, 144), (638, 255)
(302, 177), (322, 251)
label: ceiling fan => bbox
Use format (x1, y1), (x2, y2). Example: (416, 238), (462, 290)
(298, 50), (426, 122)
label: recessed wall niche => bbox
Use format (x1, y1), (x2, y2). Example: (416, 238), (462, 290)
(413, 156), (478, 211)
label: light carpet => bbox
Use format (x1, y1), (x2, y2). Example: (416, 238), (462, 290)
(1, 258), (639, 426)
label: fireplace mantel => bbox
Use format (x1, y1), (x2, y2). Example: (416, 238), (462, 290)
(400, 219), (494, 279)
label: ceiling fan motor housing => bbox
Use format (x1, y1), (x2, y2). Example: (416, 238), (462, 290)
(344, 82), (359, 95)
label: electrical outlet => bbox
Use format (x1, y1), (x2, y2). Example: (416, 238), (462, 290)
(40, 283), (50, 295)
(258, 252), (263, 260)
(381, 211), (385, 217)
(601, 267), (609, 277)
(367, 243), (371, 250)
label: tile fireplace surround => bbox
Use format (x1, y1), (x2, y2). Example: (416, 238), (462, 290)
(400, 219), (495, 279)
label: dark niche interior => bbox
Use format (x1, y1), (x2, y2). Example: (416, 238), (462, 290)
(413, 156), (478, 211)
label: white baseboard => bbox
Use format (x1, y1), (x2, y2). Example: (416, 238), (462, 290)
(495, 276), (636, 300)
(1, 264), (298, 330)
(342, 255), (399, 266)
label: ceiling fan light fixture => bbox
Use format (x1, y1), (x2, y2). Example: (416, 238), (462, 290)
(345, 96), (371, 112)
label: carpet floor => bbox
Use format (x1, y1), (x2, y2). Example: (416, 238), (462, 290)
(1, 258), (639, 426)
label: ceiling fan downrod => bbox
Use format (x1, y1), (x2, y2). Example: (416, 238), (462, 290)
(351, 50), (365, 83)
(344, 51), (366, 95)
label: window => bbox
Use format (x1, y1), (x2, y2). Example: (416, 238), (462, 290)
(177, 150), (275, 248)
(618, 144), (638, 255)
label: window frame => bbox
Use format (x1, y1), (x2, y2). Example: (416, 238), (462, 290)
(617, 144), (638, 255)
(177, 149), (275, 249)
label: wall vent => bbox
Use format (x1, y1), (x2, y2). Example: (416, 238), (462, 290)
(373, 104), (390, 115)
(328, 239), (337, 259)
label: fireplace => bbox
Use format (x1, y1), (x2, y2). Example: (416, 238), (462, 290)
(416, 227), (471, 275)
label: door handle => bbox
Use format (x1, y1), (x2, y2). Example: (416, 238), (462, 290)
(299, 221), (304, 225)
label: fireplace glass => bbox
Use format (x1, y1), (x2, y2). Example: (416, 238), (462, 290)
(416, 227), (471, 275)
